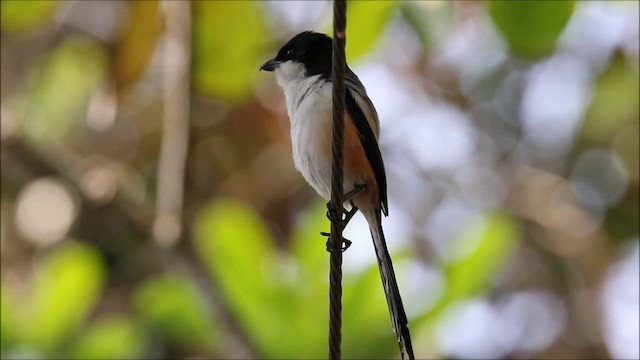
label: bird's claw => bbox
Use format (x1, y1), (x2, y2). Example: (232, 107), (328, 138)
(321, 231), (352, 252)
(325, 202), (358, 224)
(325, 184), (365, 222)
(322, 185), (364, 253)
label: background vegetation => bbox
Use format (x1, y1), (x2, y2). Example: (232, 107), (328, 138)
(1, 1), (638, 359)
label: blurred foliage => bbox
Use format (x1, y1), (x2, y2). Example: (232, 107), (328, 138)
(583, 53), (640, 144)
(0, 0), (57, 35)
(192, 1), (269, 101)
(195, 199), (399, 358)
(0, 283), (14, 350)
(490, 0), (575, 58)
(195, 199), (325, 357)
(346, 2), (397, 60)
(17, 36), (107, 142)
(1, 1), (638, 359)
(133, 274), (217, 351)
(422, 213), (519, 322)
(582, 53), (640, 242)
(12, 242), (105, 355)
(399, 2), (452, 50)
(112, 1), (161, 96)
(333, 1), (398, 62)
(69, 316), (145, 359)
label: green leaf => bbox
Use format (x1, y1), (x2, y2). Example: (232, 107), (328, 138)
(399, 1), (453, 51)
(194, 198), (292, 357)
(195, 198), (419, 358)
(489, 0), (575, 58)
(68, 316), (145, 359)
(344, 1), (397, 62)
(291, 201), (330, 284)
(17, 242), (105, 353)
(421, 212), (519, 322)
(582, 52), (640, 143)
(16, 36), (107, 142)
(192, 1), (269, 101)
(0, 0), (58, 34)
(112, 1), (161, 96)
(133, 274), (217, 351)
(1, 282), (15, 350)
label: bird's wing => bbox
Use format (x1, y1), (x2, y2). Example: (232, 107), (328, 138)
(344, 67), (388, 215)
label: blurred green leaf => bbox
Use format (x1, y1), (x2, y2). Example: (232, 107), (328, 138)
(1, 282), (15, 350)
(290, 201), (330, 287)
(133, 273), (216, 351)
(0, 0), (58, 34)
(400, 1), (452, 51)
(579, 53), (639, 243)
(582, 53), (640, 143)
(287, 202), (330, 356)
(68, 316), (145, 359)
(445, 213), (518, 300)
(192, 1), (269, 101)
(195, 198), (293, 357)
(489, 0), (575, 58)
(196, 199), (419, 358)
(17, 242), (105, 353)
(345, 1), (397, 62)
(16, 36), (107, 142)
(421, 212), (519, 322)
(112, 1), (161, 97)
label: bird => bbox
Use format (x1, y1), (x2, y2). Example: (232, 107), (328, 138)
(260, 31), (414, 360)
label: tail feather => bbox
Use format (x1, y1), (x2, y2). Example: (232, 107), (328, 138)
(364, 208), (415, 360)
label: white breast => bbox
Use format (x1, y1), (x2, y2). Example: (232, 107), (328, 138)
(275, 61), (333, 199)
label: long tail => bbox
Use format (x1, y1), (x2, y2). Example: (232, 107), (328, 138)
(363, 207), (415, 360)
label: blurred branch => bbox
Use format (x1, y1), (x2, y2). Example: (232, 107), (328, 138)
(153, 0), (192, 248)
(0, 138), (154, 231)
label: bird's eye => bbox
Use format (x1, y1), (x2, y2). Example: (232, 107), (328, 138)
(286, 49), (293, 56)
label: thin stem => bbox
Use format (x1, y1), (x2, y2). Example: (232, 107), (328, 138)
(153, 0), (192, 248)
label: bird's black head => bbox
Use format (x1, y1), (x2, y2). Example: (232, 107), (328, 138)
(260, 31), (332, 78)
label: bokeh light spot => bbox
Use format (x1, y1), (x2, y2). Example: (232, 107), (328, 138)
(15, 178), (78, 246)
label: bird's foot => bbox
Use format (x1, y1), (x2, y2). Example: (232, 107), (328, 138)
(320, 232), (352, 252)
(321, 184), (365, 253)
(324, 183), (365, 223)
(325, 203), (358, 225)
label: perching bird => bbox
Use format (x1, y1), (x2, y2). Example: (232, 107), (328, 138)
(260, 31), (414, 360)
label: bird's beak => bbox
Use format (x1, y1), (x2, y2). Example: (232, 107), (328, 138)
(260, 58), (280, 72)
